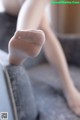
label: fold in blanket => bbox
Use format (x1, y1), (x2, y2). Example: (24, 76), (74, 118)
(7, 65), (38, 120)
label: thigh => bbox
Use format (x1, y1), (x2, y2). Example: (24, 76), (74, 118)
(2, 0), (25, 16)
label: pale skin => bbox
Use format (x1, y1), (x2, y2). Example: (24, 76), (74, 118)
(2, 0), (80, 116)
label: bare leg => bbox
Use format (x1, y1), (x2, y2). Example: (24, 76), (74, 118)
(40, 14), (80, 116)
(8, 0), (48, 64)
(17, 0), (48, 30)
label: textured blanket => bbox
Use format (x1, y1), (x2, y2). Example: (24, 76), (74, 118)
(0, 50), (80, 120)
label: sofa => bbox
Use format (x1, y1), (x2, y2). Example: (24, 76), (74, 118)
(0, 12), (80, 120)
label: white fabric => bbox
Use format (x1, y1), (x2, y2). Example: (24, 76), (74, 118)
(0, 50), (9, 66)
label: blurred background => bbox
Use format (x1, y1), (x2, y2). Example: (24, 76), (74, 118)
(0, 0), (4, 12)
(0, 0), (17, 52)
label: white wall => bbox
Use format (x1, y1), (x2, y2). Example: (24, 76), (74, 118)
(0, 0), (4, 12)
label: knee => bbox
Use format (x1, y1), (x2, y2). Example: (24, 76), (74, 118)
(2, 0), (21, 15)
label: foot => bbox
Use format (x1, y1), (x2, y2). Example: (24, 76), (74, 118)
(8, 30), (45, 65)
(65, 86), (80, 116)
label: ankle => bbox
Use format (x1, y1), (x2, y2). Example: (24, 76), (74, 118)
(9, 54), (22, 65)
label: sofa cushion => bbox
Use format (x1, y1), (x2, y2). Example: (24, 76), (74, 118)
(27, 64), (80, 120)
(0, 49), (80, 120)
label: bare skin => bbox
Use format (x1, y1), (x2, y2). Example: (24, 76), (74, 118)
(2, 0), (80, 116)
(40, 15), (80, 115)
